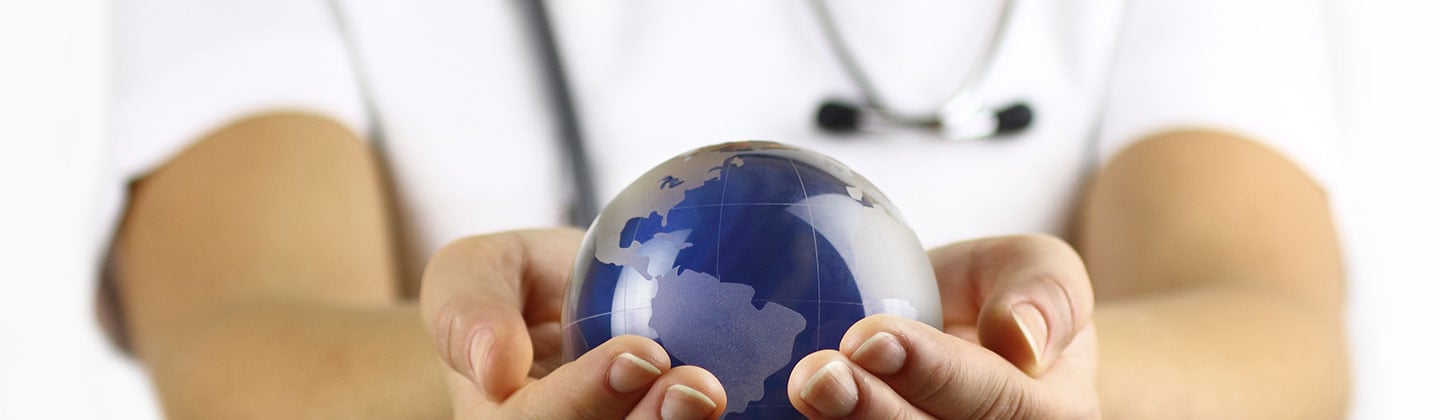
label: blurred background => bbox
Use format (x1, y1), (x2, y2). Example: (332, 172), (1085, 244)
(1, 0), (1436, 418)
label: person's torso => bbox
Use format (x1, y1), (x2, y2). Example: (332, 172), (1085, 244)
(330, 0), (1124, 262)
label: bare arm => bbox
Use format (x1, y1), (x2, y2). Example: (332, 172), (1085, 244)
(112, 113), (449, 419)
(1079, 130), (1348, 418)
(113, 112), (724, 419)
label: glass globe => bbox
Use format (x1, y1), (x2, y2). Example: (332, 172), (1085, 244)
(562, 141), (941, 418)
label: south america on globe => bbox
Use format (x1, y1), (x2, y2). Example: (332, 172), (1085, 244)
(561, 141), (942, 418)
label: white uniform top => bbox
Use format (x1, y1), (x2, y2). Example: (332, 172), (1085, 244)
(98, 0), (1339, 412)
(105, 0), (1339, 255)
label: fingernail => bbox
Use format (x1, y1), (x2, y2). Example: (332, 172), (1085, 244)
(1011, 303), (1049, 363)
(661, 384), (717, 420)
(850, 332), (906, 375)
(469, 330), (493, 384)
(609, 352), (662, 393)
(801, 360), (859, 417)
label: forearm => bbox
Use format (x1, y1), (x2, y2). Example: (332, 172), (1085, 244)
(1079, 131), (1348, 418)
(1093, 287), (1347, 419)
(109, 114), (448, 418)
(141, 300), (450, 420)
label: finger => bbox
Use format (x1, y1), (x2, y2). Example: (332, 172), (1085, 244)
(627, 365), (727, 420)
(491, 335), (672, 418)
(787, 350), (935, 419)
(419, 229), (583, 399)
(928, 235), (1095, 376)
(838, 314), (1083, 419)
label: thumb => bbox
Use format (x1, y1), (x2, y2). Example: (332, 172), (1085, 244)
(836, 314), (1066, 418)
(834, 315), (1098, 419)
(971, 235), (1095, 377)
(491, 336), (716, 419)
(419, 230), (581, 399)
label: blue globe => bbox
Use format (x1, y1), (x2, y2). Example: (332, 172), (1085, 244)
(562, 141), (941, 418)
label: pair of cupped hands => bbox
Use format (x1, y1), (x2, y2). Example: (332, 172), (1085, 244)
(420, 229), (1098, 419)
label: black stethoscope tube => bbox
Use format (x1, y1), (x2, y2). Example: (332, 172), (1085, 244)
(329, 0), (601, 227)
(520, 0), (601, 227)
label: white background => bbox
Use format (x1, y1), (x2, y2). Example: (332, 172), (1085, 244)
(1, 0), (1436, 418)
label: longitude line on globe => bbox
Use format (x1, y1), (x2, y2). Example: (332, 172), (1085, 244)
(620, 212), (646, 330)
(788, 158), (822, 352)
(717, 158), (732, 282)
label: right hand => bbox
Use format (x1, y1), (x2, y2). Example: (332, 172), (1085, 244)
(419, 229), (728, 419)
(786, 235), (1098, 419)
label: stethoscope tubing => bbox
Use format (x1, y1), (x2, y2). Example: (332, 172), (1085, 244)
(807, 0), (1018, 128)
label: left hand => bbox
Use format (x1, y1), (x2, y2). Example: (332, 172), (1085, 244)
(787, 235), (1099, 419)
(420, 229), (727, 419)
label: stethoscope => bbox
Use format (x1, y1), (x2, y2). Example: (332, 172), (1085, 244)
(808, 0), (1033, 141)
(329, 0), (1030, 227)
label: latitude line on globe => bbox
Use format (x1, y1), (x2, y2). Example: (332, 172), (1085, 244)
(789, 157), (822, 353)
(670, 202), (833, 211)
(560, 299), (865, 330)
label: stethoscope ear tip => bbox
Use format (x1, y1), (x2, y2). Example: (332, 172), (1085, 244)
(816, 100), (863, 134)
(993, 102), (1033, 135)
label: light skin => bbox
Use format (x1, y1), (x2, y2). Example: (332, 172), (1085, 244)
(113, 113), (1346, 419)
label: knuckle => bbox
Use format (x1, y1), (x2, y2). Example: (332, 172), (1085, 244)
(429, 298), (494, 375)
(909, 356), (962, 410)
(866, 388), (932, 420)
(1035, 273), (1079, 313)
(430, 300), (467, 369)
(975, 374), (1030, 420)
(1031, 270), (1092, 336)
(870, 398), (911, 420)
